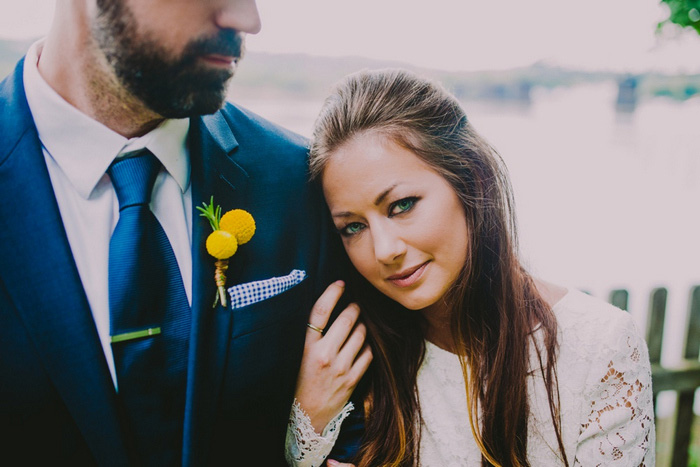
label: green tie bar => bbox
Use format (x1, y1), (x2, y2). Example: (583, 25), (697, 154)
(110, 327), (161, 343)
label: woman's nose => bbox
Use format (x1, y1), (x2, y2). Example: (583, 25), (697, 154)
(372, 224), (407, 265)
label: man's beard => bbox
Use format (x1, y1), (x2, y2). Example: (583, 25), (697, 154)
(94, 0), (244, 118)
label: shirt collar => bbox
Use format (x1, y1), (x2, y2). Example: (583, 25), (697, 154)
(120, 119), (190, 194)
(23, 39), (190, 199)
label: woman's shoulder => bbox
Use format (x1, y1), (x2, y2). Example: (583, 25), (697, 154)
(534, 278), (635, 338)
(548, 287), (649, 380)
(529, 284), (655, 465)
(533, 279), (644, 364)
(552, 287), (634, 333)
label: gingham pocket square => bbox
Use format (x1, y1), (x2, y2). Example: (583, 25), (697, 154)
(227, 269), (307, 310)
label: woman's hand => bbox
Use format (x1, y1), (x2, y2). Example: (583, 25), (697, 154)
(294, 280), (373, 434)
(326, 460), (356, 466)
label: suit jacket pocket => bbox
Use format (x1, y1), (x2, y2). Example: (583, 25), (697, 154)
(230, 278), (309, 338)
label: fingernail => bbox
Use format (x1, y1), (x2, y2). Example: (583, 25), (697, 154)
(335, 280), (345, 287)
(327, 460), (339, 466)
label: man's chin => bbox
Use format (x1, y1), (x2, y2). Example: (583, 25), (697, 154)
(137, 73), (233, 118)
(156, 91), (229, 118)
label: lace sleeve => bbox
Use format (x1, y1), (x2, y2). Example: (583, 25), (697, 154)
(573, 315), (655, 466)
(284, 399), (355, 467)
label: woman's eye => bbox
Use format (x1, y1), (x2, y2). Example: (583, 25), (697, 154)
(340, 222), (366, 237)
(389, 197), (418, 216)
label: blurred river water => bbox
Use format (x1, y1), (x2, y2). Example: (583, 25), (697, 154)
(231, 83), (700, 415)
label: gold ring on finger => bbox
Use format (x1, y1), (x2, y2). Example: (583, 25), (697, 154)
(307, 323), (324, 334)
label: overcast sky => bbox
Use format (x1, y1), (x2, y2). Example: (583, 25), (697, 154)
(1, 0), (699, 73)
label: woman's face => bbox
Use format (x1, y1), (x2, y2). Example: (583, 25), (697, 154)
(322, 131), (469, 314)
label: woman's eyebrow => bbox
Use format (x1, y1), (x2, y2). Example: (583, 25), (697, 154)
(374, 184), (398, 206)
(331, 183), (401, 218)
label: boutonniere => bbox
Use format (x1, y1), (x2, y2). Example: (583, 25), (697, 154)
(197, 196), (256, 307)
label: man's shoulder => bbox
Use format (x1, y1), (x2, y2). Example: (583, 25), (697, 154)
(200, 101), (312, 177)
(215, 101), (309, 153)
(0, 57), (26, 104)
(0, 57), (35, 164)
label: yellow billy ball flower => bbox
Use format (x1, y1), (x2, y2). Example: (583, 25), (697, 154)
(206, 230), (238, 259)
(220, 209), (256, 244)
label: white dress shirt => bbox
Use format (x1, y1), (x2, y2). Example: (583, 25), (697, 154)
(23, 40), (193, 389)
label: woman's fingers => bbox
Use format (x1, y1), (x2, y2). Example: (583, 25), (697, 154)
(294, 289), (372, 434)
(324, 312), (372, 388)
(348, 344), (373, 383)
(335, 321), (367, 369)
(326, 461), (356, 467)
(306, 280), (345, 343)
(322, 303), (361, 355)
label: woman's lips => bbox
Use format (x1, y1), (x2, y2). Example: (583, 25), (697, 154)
(387, 262), (429, 288)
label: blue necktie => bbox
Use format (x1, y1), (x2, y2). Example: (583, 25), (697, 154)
(108, 149), (190, 465)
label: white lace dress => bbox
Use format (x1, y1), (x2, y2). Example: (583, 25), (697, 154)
(286, 289), (655, 466)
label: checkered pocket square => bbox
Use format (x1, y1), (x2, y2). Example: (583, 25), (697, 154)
(227, 269), (307, 310)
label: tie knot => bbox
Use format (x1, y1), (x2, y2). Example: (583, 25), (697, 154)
(108, 150), (161, 210)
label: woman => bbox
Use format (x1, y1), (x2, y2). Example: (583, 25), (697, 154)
(285, 69), (654, 466)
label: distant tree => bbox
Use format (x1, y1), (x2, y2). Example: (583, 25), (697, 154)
(659, 0), (700, 34)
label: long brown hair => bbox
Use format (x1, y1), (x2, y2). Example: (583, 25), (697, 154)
(310, 69), (568, 467)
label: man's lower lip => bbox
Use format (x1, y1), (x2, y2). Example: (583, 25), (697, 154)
(201, 55), (236, 66)
(388, 262), (428, 288)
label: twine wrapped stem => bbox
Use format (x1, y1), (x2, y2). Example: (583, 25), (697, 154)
(214, 259), (229, 307)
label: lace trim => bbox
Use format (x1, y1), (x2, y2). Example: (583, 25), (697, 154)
(285, 399), (355, 467)
(573, 319), (655, 466)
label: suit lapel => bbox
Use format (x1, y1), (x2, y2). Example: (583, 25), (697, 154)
(183, 110), (248, 465)
(0, 59), (131, 464)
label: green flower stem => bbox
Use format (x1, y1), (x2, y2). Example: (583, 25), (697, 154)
(196, 196), (222, 231)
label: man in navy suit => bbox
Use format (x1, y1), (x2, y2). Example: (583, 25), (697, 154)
(0, 0), (351, 464)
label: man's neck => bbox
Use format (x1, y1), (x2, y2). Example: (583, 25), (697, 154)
(37, 11), (165, 139)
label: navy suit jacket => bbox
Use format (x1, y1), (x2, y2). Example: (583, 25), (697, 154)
(0, 58), (347, 465)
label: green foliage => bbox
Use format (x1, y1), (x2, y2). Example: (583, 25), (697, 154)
(660, 0), (700, 34)
(196, 196), (221, 231)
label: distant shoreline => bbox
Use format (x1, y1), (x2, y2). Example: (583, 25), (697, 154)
(2, 38), (699, 103)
